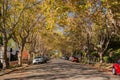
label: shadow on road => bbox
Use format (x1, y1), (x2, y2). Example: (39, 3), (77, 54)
(3, 60), (119, 80)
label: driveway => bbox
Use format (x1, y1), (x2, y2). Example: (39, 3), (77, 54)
(0, 59), (120, 80)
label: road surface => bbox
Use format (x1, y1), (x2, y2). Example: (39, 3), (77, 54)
(0, 59), (120, 80)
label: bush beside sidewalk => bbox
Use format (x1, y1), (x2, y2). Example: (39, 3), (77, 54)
(94, 63), (113, 72)
(0, 64), (28, 76)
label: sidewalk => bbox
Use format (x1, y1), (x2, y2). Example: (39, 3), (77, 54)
(0, 64), (28, 76)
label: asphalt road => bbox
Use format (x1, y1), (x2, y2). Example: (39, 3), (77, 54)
(0, 59), (120, 80)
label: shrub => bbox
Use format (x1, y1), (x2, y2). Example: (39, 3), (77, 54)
(109, 49), (120, 63)
(103, 56), (109, 63)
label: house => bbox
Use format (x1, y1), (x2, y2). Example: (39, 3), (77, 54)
(22, 51), (29, 60)
(22, 50), (29, 64)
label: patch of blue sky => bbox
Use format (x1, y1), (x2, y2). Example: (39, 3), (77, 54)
(7, 5), (11, 10)
(68, 12), (73, 18)
(37, 0), (41, 2)
(55, 24), (64, 34)
(103, 7), (107, 15)
(90, 8), (95, 14)
(96, 0), (101, 8)
(68, 11), (77, 18)
(87, 20), (92, 27)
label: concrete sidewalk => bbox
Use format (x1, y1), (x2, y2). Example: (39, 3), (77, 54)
(0, 64), (28, 76)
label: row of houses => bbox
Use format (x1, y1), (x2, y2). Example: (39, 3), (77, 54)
(0, 45), (29, 64)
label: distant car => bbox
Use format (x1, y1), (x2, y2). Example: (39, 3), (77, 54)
(33, 56), (47, 64)
(112, 60), (120, 75)
(69, 56), (73, 61)
(61, 56), (69, 60)
(69, 56), (79, 62)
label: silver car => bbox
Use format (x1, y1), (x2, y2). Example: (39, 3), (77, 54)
(33, 57), (44, 64)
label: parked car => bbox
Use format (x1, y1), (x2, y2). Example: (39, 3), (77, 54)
(43, 56), (50, 62)
(0, 61), (3, 69)
(112, 59), (120, 75)
(33, 56), (47, 64)
(61, 56), (69, 60)
(69, 56), (79, 62)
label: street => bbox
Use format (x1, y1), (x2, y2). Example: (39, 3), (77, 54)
(0, 59), (120, 80)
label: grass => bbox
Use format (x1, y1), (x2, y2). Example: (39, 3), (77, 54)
(90, 63), (113, 72)
(79, 61), (113, 72)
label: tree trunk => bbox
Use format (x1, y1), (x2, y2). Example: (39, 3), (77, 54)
(2, 37), (9, 69)
(0, 45), (6, 69)
(18, 51), (22, 66)
(2, 0), (9, 69)
(18, 49), (24, 66)
(99, 52), (103, 63)
(4, 45), (9, 69)
(86, 33), (90, 64)
(18, 43), (25, 66)
(28, 51), (33, 65)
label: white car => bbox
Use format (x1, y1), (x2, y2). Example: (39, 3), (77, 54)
(33, 57), (44, 64)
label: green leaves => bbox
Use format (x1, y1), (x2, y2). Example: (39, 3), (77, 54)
(0, 0), (119, 63)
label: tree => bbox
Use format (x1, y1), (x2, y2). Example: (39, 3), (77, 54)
(107, 0), (120, 35)
(85, 0), (118, 63)
(11, 0), (43, 66)
(28, 32), (48, 55)
(0, 0), (26, 68)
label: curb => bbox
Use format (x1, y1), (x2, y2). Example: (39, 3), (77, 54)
(0, 65), (28, 76)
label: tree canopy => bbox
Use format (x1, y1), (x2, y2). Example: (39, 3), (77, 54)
(0, 0), (120, 68)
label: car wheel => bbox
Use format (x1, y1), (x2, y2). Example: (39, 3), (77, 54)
(45, 61), (47, 63)
(33, 63), (36, 65)
(112, 67), (116, 75)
